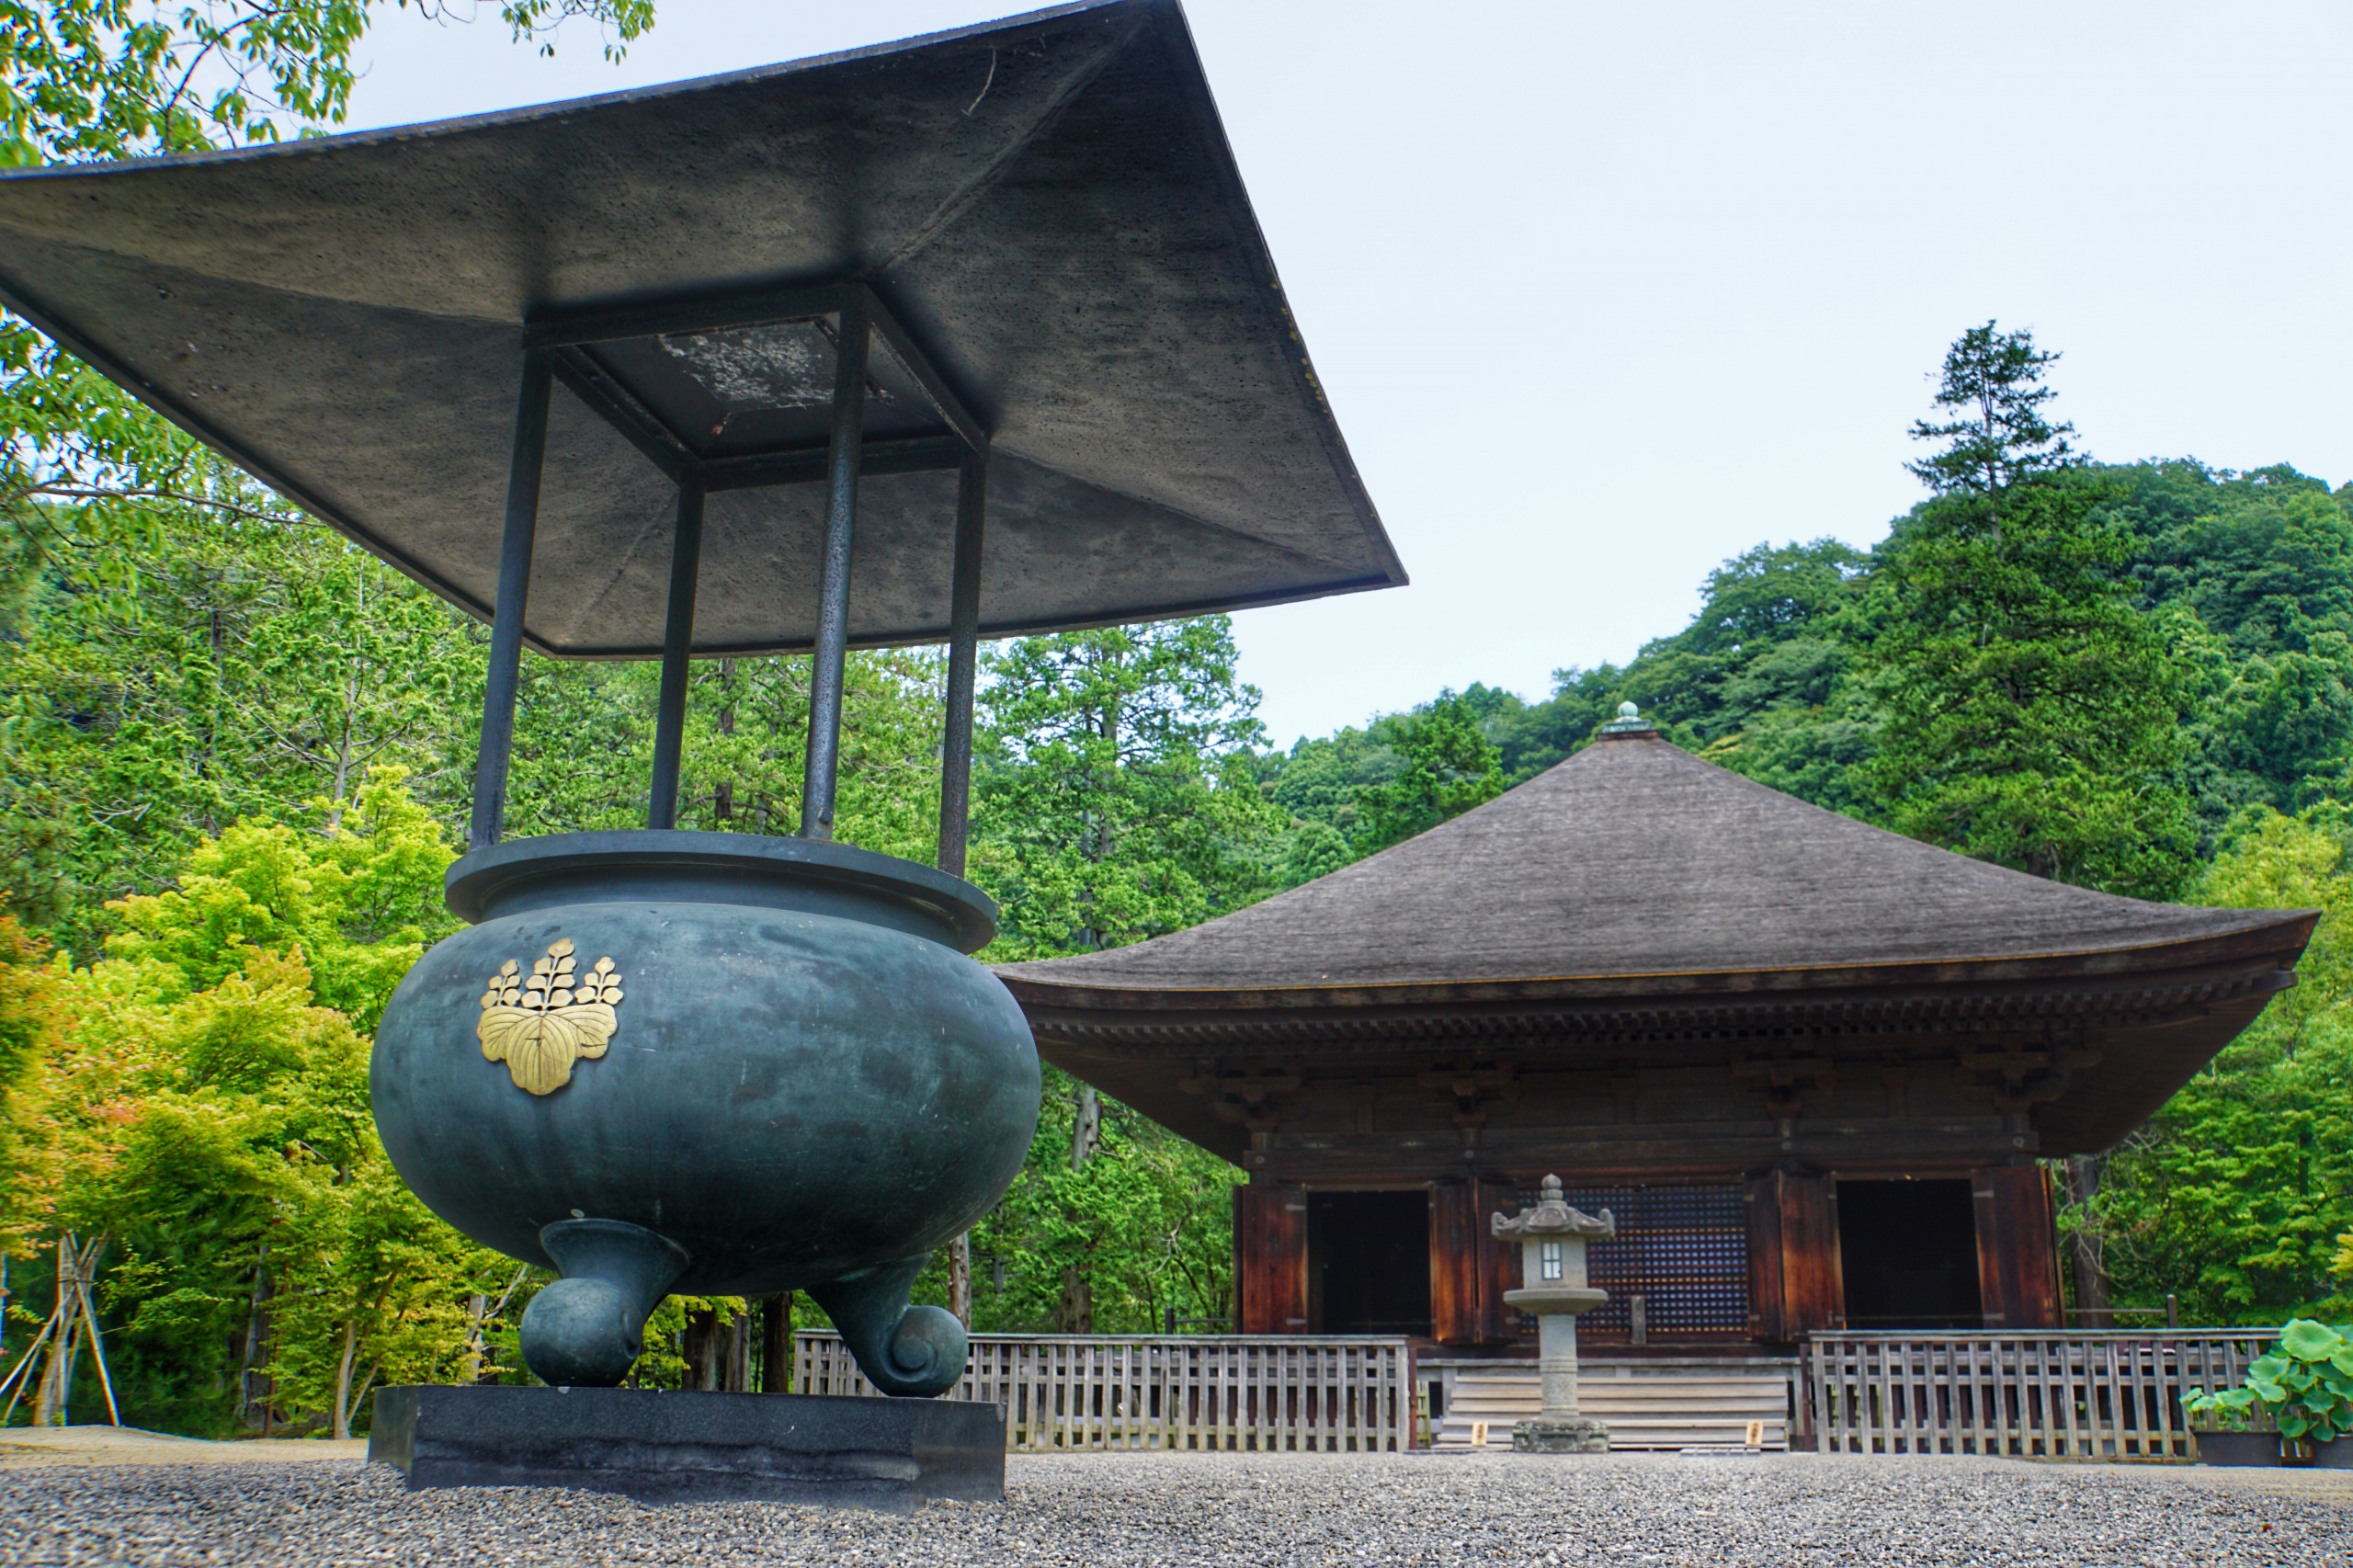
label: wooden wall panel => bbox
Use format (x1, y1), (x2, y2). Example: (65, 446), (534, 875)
(1745, 1175), (1789, 1341)
(1477, 1176), (1519, 1345)
(1428, 1183), (1482, 1345)
(1234, 1181), (1309, 1334)
(1973, 1165), (2063, 1330)
(1745, 1171), (1845, 1337)
(1429, 1179), (1520, 1346)
(1784, 1175), (1846, 1334)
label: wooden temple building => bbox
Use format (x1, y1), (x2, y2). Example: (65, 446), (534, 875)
(997, 714), (2316, 1355)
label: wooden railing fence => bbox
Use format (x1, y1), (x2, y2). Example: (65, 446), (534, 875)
(793, 1332), (1415, 1452)
(1802, 1330), (2279, 1460)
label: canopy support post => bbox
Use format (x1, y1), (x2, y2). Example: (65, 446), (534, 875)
(801, 296), (870, 841)
(937, 444), (987, 878)
(470, 347), (554, 853)
(647, 476), (707, 829)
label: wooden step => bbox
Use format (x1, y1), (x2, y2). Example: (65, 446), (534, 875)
(1434, 1365), (1793, 1451)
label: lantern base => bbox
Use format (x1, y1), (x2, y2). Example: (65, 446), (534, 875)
(369, 1385), (1004, 1511)
(1511, 1416), (1610, 1454)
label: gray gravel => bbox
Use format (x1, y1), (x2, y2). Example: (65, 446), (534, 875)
(0, 1452), (2347, 1567)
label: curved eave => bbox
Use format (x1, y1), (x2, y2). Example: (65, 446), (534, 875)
(996, 910), (2319, 1028)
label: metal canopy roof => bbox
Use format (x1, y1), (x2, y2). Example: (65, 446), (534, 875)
(0, 0), (1404, 658)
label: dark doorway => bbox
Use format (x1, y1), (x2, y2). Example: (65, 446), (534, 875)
(1836, 1178), (1983, 1330)
(1307, 1190), (1432, 1335)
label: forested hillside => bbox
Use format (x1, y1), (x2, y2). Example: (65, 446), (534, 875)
(0, 6), (2347, 1438)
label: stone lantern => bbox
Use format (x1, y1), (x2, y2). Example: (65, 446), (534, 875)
(1492, 1175), (1616, 1453)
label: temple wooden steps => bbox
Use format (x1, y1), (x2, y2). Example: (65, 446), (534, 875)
(1433, 1361), (1795, 1451)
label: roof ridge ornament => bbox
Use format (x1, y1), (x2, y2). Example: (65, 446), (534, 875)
(1598, 700), (1654, 735)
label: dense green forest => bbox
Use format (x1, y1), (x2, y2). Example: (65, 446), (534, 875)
(1, 3), (2347, 1438)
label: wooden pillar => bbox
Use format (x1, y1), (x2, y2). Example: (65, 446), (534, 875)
(758, 1292), (792, 1394)
(1972, 1165), (2063, 1330)
(1429, 1177), (1518, 1346)
(1745, 1172), (1844, 1340)
(1234, 1182), (1308, 1334)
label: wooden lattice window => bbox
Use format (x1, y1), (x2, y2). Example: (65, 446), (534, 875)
(1514, 1184), (1751, 1344)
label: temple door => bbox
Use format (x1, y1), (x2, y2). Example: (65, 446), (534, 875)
(1972, 1165), (2063, 1330)
(1429, 1177), (1518, 1345)
(1234, 1181), (1309, 1334)
(1745, 1171), (1844, 1340)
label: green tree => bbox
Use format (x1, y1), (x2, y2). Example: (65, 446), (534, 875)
(967, 1067), (1237, 1336)
(1353, 689), (1506, 853)
(975, 617), (1279, 960)
(1861, 477), (2200, 897)
(1905, 320), (2083, 495)
(972, 617), (1274, 1330)
(1, 777), (514, 1435)
(0, 0), (651, 945)
(2076, 809), (2353, 1324)
(1864, 332), (2199, 897)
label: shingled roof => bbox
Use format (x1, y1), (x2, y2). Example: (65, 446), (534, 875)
(1003, 725), (2318, 1157)
(999, 725), (2313, 1006)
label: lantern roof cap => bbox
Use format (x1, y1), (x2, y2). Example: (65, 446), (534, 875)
(0, 0), (1404, 657)
(1492, 1176), (1615, 1240)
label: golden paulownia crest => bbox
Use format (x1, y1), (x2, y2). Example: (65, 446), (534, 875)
(476, 937), (623, 1096)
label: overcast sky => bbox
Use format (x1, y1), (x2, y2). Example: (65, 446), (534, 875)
(345, 1), (2353, 746)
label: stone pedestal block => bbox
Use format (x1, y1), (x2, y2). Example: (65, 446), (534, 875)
(369, 1385), (1004, 1511)
(1512, 1416), (1610, 1454)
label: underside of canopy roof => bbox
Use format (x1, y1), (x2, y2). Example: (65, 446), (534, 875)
(0, 0), (1402, 658)
(1001, 729), (2316, 1161)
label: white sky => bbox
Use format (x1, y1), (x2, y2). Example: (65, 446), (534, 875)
(344, 1), (2353, 746)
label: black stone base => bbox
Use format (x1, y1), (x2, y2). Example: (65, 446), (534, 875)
(369, 1386), (1005, 1511)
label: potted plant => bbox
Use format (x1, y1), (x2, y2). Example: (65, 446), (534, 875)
(2185, 1319), (2353, 1467)
(2181, 1392), (2275, 1468)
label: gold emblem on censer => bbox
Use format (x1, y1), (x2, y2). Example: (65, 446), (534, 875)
(476, 937), (623, 1096)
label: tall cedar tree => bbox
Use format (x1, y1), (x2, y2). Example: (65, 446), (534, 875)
(971, 618), (1272, 1330)
(1866, 327), (2199, 898)
(1905, 321), (2083, 494)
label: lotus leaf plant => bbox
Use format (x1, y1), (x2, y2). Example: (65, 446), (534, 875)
(2184, 1319), (2353, 1444)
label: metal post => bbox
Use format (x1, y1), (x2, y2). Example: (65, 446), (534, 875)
(937, 443), (987, 877)
(469, 347), (554, 852)
(801, 296), (869, 840)
(647, 476), (707, 829)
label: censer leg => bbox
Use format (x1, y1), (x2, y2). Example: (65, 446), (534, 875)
(808, 1256), (966, 1398)
(519, 1219), (691, 1388)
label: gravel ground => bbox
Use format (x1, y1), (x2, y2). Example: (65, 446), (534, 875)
(0, 1451), (2347, 1568)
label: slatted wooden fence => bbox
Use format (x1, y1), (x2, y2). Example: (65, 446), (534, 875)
(793, 1333), (1415, 1452)
(1802, 1331), (2279, 1459)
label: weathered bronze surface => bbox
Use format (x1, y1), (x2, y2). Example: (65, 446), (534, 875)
(374, 832), (1039, 1392)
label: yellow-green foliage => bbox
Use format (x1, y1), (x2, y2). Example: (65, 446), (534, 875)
(0, 771), (515, 1435)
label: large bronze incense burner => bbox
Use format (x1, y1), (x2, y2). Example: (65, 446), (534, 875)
(0, 0), (1404, 1502)
(373, 833), (1037, 1392)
